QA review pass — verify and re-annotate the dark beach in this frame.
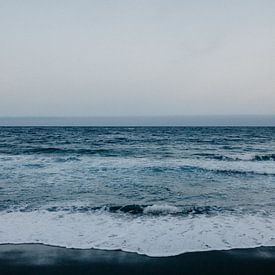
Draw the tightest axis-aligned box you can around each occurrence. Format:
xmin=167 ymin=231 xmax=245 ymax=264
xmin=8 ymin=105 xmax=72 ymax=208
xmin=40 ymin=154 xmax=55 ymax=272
xmin=1 ymin=244 xmax=275 ymax=275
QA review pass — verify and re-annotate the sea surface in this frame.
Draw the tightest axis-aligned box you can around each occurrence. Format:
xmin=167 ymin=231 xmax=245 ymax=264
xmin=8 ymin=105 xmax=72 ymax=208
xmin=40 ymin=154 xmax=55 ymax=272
xmin=0 ymin=127 xmax=275 ymax=256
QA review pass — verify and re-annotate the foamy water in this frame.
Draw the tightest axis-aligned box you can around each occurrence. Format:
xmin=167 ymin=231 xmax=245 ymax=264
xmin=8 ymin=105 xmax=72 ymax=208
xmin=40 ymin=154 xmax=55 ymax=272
xmin=1 ymin=127 xmax=275 ymax=256
xmin=1 ymin=208 xmax=275 ymax=256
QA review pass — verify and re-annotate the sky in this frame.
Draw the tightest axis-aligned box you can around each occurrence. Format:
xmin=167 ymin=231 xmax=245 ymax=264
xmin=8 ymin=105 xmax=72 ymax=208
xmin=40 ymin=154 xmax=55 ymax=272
xmin=0 ymin=0 xmax=274 ymax=117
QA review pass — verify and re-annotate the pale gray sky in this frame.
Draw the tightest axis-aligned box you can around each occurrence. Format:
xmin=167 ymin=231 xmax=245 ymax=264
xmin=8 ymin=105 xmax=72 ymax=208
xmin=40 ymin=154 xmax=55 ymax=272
xmin=0 ymin=0 xmax=274 ymax=117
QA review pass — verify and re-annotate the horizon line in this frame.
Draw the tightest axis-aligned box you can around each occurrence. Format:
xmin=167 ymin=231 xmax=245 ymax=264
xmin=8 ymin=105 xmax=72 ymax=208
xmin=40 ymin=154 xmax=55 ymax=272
xmin=0 ymin=115 xmax=274 ymax=127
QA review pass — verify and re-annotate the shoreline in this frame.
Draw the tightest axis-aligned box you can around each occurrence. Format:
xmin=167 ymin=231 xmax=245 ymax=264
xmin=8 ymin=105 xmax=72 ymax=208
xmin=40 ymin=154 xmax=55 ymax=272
xmin=1 ymin=244 xmax=275 ymax=274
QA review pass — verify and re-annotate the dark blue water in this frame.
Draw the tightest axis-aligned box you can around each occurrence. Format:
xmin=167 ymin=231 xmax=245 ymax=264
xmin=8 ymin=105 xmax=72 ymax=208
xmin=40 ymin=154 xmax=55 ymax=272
xmin=1 ymin=127 xmax=275 ymax=256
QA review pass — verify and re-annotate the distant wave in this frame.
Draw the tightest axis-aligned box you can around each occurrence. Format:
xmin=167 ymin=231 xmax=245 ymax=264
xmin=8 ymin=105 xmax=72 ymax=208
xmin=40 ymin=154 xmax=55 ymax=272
xmin=1 ymin=152 xmax=275 ymax=176
xmin=0 ymin=147 xmax=117 ymax=156
xmin=192 ymin=153 xmax=237 ymax=161
xmin=252 ymin=154 xmax=275 ymax=161
xmin=193 ymin=153 xmax=275 ymax=162
xmin=197 ymin=167 xmax=272 ymax=176
xmin=143 ymin=165 xmax=275 ymax=176
xmin=1 ymin=145 xmax=275 ymax=164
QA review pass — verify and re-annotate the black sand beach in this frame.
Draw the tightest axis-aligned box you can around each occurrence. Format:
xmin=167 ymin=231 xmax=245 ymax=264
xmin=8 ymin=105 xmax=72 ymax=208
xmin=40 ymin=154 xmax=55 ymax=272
xmin=1 ymin=244 xmax=275 ymax=275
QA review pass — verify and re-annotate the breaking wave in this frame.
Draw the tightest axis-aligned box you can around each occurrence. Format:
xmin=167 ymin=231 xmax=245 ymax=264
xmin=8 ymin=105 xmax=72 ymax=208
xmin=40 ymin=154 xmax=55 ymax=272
xmin=32 ymin=204 xmax=234 ymax=216
xmin=1 ymin=209 xmax=275 ymax=257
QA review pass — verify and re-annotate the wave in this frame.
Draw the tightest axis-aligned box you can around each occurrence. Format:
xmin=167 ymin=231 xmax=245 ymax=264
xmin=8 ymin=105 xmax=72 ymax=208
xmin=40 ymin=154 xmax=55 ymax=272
xmin=140 ymin=162 xmax=275 ymax=176
xmin=37 ymin=204 xmax=234 ymax=216
xmin=0 ymin=147 xmax=117 ymax=156
xmin=161 ymin=165 xmax=275 ymax=176
xmin=193 ymin=153 xmax=238 ymax=161
xmin=197 ymin=167 xmax=267 ymax=176
xmin=2 ymin=146 xmax=274 ymax=163
xmin=252 ymin=154 xmax=275 ymax=161
xmin=1 ymin=152 xmax=275 ymax=176
xmin=1 ymin=210 xmax=275 ymax=257
xmin=193 ymin=153 xmax=275 ymax=162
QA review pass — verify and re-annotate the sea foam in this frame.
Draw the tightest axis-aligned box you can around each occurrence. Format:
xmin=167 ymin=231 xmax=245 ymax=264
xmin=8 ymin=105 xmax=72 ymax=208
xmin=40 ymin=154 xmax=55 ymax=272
xmin=1 ymin=210 xmax=275 ymax=257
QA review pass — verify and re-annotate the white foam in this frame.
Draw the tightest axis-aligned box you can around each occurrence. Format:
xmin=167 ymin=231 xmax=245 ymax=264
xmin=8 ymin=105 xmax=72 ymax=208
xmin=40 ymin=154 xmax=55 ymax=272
xmin=1 ymin=211 xmax=275 ymax=257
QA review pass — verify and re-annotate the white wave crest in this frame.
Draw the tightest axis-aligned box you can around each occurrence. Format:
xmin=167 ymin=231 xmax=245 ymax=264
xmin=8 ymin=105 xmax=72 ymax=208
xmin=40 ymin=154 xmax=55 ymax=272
xmin=143 ymin=205 xmax=181 ymax=215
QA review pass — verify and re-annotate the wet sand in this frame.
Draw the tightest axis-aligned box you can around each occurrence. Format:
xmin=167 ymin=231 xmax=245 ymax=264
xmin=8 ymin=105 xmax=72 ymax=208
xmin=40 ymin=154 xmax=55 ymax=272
xmin=1 ymin=244 xmax=275 ymax=274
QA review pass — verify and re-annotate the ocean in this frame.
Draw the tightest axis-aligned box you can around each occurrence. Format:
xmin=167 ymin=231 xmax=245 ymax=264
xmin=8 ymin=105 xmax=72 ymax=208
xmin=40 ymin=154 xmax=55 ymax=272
xmin=0 ymin=126 xmax=275 ymax=257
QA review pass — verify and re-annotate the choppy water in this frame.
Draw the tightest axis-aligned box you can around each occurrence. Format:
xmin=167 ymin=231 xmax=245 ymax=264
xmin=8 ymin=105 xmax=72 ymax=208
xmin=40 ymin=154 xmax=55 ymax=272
xmin=1 ymin=127 xmax=275 ymax=256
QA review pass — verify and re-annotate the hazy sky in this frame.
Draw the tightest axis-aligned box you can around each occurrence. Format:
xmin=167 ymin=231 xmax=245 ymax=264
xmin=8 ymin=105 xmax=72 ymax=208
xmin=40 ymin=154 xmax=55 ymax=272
xmin=0 ymin=0 xmax=274 ymax=117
